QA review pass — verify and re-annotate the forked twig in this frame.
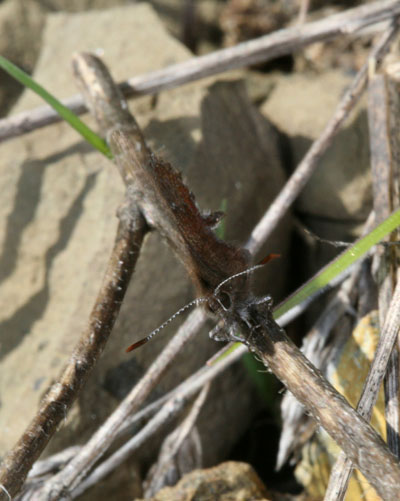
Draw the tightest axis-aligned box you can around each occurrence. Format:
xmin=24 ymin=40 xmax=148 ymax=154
xmin=0 ymin=0 xmax=400 ymax=143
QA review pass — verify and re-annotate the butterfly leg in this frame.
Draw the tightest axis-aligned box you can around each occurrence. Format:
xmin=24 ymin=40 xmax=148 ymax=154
xmin=209 ymin=321 xmax=246 ymax=343
xmin=252 ymin=295 xmax=273 ymax=308
xmin=209 ymin=322 xmax=231 ymax=342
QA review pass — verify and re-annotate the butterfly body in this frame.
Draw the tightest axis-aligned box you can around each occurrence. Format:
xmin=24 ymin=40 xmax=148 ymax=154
xmin=209 ymin=289 xmax=273 ymax=346
xmin=106 ymin=101 xmax=275 ymax=353
xmin=110 ymin=128 xmax=251 ymax=304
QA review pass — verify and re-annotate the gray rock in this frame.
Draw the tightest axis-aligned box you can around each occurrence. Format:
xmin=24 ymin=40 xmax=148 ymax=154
xmin=261 ymin=70 xmax=371 ymax=241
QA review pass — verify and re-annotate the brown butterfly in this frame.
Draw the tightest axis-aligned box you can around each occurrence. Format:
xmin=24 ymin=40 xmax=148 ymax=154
xmin=106 ymin=81 xmax=277 ymax=352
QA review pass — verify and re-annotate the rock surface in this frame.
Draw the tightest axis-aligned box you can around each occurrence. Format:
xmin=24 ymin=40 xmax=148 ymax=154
xmin=0 ymin=3 xmax=290 ymax=495
xmin=261 ymin=70 xmax=371 ymax=240
xmin=261 ymin=69 xmax=372 ymax=284
xmin=138 ymin=461 xmax=272 ymax=501
xmin=0 ymin=0 xmax=45 ymax=116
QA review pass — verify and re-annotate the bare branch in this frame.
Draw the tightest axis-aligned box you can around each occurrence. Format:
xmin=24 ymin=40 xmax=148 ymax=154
xmin=1 ymin=0 xmax=400 ymax=143
xmin=0 ymin=207 xmax=147 ymax=500
xmin=297 ymin=0 xmax=311 ymax=25
xmin=143 ymin=382 xmax=209 ymax=497
xmin=28 ymin=447 xmax=81 ymax=479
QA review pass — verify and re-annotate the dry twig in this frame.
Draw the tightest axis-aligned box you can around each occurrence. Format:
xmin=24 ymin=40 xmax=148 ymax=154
xmin=0 ymin=0 xmax=399 ymax=143
xmin=143 ymin=382 xmax=209 ymax=497
xmin=324 ymin=269 xmax=400 ymax=501
xmin=297 ymin=0 xmax=311 ymax=25
xmin=0 ymin=204 xmax=147 ymax=500
xmin=369 ymin=65 xmax=400 ymax=459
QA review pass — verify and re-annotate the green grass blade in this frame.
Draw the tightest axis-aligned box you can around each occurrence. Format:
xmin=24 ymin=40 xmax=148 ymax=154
xmin=0 ymin=55 xmax=112 ymax=158
xmin=274 ymin=208 xmax=400 ymax=318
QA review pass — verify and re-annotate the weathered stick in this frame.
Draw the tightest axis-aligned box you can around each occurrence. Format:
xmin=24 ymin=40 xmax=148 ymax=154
xmin=0 ymin=205 xmax=147 ymax=500
xmin=369 ymin=65 xmax=400 ymax=458
xmin=1 ymin=0 xmax=400 ymax=143
xmin=143 ymin=382 xmax=210 ymax=497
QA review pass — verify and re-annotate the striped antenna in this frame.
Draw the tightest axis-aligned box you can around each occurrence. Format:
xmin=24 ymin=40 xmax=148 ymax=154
xmin=126 ymin=297 xmax=208 ymax=352
xmin=126 ymin=254 xmax=279 ymax=352
xmin=214 ymin=253 xmax=280 ymax=296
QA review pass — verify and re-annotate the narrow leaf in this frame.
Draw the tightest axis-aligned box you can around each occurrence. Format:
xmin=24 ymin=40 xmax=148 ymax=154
xmin=0 ymin=55 xmax=112 ymax=158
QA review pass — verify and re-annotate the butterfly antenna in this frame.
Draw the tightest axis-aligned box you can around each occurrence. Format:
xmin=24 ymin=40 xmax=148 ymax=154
xmin=126 ymin=297 xmax=208 ymax=352
xmin=214 ymin=253 xmax=280 ymax=295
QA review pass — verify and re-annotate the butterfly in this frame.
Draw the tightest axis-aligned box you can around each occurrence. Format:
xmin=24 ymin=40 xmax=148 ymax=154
xmin=107 ymin=103 xmax=277 ymax=353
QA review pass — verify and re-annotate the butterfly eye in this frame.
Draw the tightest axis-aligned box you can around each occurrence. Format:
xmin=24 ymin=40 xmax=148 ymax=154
xmin=217 ymin=291 xmax=232 ymax=311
